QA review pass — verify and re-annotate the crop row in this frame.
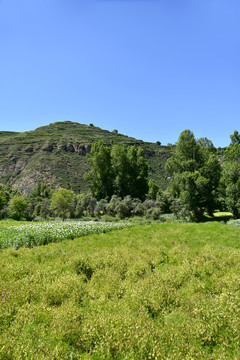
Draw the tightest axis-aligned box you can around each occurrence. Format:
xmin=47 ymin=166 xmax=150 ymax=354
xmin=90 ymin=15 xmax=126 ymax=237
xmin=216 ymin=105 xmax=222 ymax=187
xmin=0 ymin=221 xmax=132 ymax=249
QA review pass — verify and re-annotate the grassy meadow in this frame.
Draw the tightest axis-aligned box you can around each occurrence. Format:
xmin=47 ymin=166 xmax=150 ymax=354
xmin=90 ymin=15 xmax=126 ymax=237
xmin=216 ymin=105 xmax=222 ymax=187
xmin=0 ymin=222 xmax=240 ymax=359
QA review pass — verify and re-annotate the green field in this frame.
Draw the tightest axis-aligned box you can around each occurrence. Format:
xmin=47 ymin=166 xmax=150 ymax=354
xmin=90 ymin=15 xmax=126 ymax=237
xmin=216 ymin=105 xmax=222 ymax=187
xmin=0 ymin=220 xmax=133 ymax=249
xmin=0 ymin=222 xmax=240 ymax=359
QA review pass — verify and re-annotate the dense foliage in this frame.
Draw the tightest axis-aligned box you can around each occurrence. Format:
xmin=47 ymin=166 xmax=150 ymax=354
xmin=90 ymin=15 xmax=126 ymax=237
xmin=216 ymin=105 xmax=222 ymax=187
xmin=165 ymin=130 xmax=221 ymax=221
xmin=86 ymin=141 xmax=148 ymax=200
xmin=220 ymin=130 xmax=240 ymax=218
xmin=0 ymin=223 xmax=240 ymax=359
xmin=0 ymin=129 xmax=240 ymax=221
xmin=0 ymin=121 xmax=168 ymax=193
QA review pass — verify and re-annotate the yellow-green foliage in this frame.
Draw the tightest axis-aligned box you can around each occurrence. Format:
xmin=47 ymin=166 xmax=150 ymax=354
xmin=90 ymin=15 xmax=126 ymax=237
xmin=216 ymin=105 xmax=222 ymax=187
xmin=0 ymin=223 xmax=240 ymax=359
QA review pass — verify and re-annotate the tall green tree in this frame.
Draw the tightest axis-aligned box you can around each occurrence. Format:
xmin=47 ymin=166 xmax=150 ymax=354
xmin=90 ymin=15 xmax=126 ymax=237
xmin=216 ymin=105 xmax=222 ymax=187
xmin=86 ymin=142 xmax=148 ymax=200
xmin=147 ymin=179 xmax=160 ymax=200
xmin=165 ymin=130 xmax=221 ymax=221
xmin=28 ymin=182 xmax=52 ymax=218
xmin=221 ymin=130 xmax=240 ymax=218
xmin=85 ymin=141 xmax=114 ymax=200
xmin=0 ymin=186 xmax=7 ymax=212
xmin=230 ymin=130 xmax=240 ymax=145
xmin=111 ymin=144 xmax=148 ymax=200
xmin=165 ymin=130 xmax=200 ymax=175
xmin=7 ymin=194 xmax=29 ymax=220
xmin=50 ymin=188 xmax=74 ymax=220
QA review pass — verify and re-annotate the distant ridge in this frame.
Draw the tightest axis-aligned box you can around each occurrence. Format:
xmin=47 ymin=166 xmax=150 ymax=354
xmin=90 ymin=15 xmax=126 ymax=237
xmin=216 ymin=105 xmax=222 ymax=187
xmin=0 ymin=131 xmax=19 ymax=139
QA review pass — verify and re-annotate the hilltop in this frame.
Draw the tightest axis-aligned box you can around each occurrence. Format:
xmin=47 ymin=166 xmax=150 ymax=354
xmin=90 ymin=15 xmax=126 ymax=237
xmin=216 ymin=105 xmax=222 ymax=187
xmin=0 ymin=121 xmax=171 ymax=193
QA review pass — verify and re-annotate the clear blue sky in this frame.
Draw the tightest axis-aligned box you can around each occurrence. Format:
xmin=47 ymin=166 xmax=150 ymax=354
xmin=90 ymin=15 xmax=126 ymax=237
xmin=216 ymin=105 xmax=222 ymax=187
xmin=0 ymin=0 xmax=239 ymax=147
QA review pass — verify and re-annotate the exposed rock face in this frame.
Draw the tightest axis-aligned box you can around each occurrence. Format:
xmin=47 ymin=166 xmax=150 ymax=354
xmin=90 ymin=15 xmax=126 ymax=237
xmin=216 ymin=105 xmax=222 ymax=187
xmin=58 ymin=144 xmax=67 ymax=151
xmin=78 ymin=145 xmax=86 ymax=155
xmin=0 ymin=166 xmax=7 ymax=176
xmin=144 ymin=149 xmax=155 ymax=157
xmin=42 ymin=144 xmax=53 ymax=152
xmin=0 ymin=122 xmax=171 ymax=193
xmin=57 ymin=143 xmax=91 ymax=155
xmin=25 ymin=146 xmax=34 ymax=153
xmin=66 ymin=144 xmax=75 ymax=152
xmin=15 ymin=160 xmax=27 ymax=171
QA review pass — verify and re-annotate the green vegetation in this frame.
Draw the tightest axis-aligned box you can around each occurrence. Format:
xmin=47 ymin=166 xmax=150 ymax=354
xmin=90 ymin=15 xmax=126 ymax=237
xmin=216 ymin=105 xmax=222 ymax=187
xmin=86 ymin=141 xmax=148 ymax=200
xmin=0 ymin=222 xmax=240 ymax=359
xmin=1 ymin=123 xmax=240 ymax=358
xmin=1 ymin=122 xmax=240 ymax=223
xmin=165 ymin=130 xmax=221 ymax=221
xmin=0 ymin=121 xmax=169 ymax=193
xmin=0 ymin=220 xmax=133 ymax=249
xmin=220 ymin=130 xmax=240 ymax=218
xmin=227 ymin=219 xmax=240 ymax=228
xmin=50 ymin=188 xmax=74 ymax=220
xmin=0 ymin=131 xmax=19 ymax=139
xmin=7 ymin=194 xmax=29 ymax=220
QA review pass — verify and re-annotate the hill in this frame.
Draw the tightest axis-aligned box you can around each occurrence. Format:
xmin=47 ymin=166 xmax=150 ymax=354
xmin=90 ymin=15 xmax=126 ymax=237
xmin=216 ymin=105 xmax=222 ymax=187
xmin=0 ymin=131 xmax=19 ymax=139
xmin=0 ymin=121 xmax=171 ymax=193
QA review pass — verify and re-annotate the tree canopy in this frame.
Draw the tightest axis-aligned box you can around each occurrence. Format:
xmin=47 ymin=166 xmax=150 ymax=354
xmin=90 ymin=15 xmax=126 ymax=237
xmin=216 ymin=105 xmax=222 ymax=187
xmin=165 ymin=130 xmax=221 ymax=221
xmin=85 ymin=141 xmax=114 ymax=200
xmin=220 ymin=130 xmax=240 ymax=218
xmin=86 ymin=141 xmax=148 ymax=200
xmin=50 ymin=188 xmax=74 ymax=220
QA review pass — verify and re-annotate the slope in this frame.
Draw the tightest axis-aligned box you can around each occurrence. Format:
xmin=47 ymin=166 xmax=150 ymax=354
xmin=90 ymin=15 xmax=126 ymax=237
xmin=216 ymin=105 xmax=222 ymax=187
xmin=0 ymin=121 xmax=171 ymax=193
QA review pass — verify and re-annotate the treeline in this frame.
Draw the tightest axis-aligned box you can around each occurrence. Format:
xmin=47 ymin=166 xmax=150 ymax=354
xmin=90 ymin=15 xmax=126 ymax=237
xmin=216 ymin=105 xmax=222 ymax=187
xmin=0 ymin=184 xmax=170 ymax=221
xmin=0 ymin=130 xmax=240 ymax=221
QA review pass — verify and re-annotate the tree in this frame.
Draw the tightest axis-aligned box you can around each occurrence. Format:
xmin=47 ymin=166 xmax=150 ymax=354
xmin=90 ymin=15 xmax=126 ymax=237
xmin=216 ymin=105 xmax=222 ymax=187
xmin=0 ymin=186 xmax=7 ymax=211
xmin=224 ymin=130 xmax=240 ymax=162
xmin=222 ymin=162 xmax=240 ymax=218
xmin=147 ymin=179 xmax=160 ymax=200
xmin=178 ymin=171 xmax=209 ymax=221
xmin=230 ymin=130 xmax=240 ymax=144
xmin=165 ymin=130 xmax=221 ymax=221
xmin=85 ymin=141 xmax=114 ymax=200
xmin=86 ymin=142 xmax=149 ymax=200
xmin=0 ymin=186 xmax=8 ymax=218
xmin=7 ymin=194 xmax=29 ymax=220
xmin=50 ymin=188 xmax=74 ymax=220
xmin=165 ymin=130 xmax=200 ymax=175
xmin=28 ymin=182 xmax=52 ymax=218
xmin=221 ymin=130 xmax=240 ymax=218
xmin=111 ymin=144 xmax=148 ymax=200
xmin=199 ymin=154 xmax=221 ymax=216
xmin=75 ymin=193 xmax=97 ymax=217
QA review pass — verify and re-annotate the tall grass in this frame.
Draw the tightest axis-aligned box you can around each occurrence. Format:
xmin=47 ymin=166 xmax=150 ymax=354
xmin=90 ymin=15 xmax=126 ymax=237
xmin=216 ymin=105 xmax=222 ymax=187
xmin=0 ymin=222 xmax=240 ymax=359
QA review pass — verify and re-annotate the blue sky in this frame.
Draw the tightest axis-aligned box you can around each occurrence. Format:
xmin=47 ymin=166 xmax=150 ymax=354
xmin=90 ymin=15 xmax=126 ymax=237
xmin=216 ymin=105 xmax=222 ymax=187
xmin=0 ymin=0 xmax=239 ymax=147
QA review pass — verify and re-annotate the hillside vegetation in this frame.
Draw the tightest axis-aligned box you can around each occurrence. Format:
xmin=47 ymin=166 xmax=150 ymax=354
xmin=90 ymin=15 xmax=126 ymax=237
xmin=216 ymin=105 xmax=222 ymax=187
xmin=0 ymin=222 xmax=240 ymax=359
xmin=0 ymin=121 xmax=170 ymax=193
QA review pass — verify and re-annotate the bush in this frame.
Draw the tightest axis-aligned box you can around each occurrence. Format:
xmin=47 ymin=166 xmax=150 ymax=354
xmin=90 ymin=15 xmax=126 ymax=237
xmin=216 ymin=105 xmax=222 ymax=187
xmin=75 ymin=193 xmax=97 ymax=217
xmin=146 ymin=207 xmax=162 ymax=220
xmin=94 ymin=199 xmax=108 ymax=216
xmin=7 ymin=195 xmax=29 ymax=220
xmin=106 ymin=195 xmax=122 ymax=216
